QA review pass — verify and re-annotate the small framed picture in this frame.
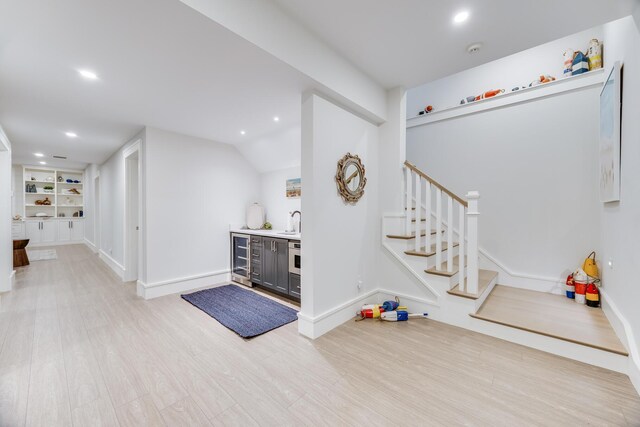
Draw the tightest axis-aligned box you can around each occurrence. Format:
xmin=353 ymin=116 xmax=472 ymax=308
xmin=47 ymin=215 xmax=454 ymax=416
xmin=286 ymin=178 xmax=301 ymax=198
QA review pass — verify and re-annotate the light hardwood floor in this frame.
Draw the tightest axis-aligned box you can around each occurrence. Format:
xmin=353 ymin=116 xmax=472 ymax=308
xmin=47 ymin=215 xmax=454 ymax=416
xmin=472 ymin=285 xmax=628 ymax=355
xmin=1 ymin=244 xmax=639 ymax=426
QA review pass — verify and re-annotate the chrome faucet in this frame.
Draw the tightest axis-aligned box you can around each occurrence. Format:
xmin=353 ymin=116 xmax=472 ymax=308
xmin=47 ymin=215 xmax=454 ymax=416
xmin=291 ymin=211 xmax=301 ymax=233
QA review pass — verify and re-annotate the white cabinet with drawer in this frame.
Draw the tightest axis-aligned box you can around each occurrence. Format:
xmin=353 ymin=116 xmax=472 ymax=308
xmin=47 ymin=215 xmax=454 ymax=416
xmin=11 ymin=221 xmax=25 ymax=240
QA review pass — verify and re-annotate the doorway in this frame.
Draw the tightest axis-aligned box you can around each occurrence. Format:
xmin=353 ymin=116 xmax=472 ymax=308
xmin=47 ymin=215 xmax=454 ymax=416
xmin=123 ymin=141 xmax=141 ymax=282
xmin=94 ymin=175 xmax=100 ymax=251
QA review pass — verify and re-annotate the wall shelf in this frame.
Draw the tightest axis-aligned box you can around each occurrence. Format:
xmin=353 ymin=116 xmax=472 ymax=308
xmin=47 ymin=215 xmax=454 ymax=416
xmin=23 ymin=166 xmax=85 ymax=219
xmin=407 ymin=68 xmax=605 ymax=129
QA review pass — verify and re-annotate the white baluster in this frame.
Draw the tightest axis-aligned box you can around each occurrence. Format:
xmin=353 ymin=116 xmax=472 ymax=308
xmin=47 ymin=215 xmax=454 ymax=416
xmin=447 ymin=195 xmax=453 ymax=273
xmin=435 ymin=188 xmax=442 ymax=270
xmin=466 ymin=191 xmax=480 ymax=294
xmin=458 ymin=202 xmax=466 ymax=291
xmin=405 ymin=168 xmax=412 ymax=235
xmin=414 ymin=174 xmax=422 ymax=251
xmin=425 ymin=183 xmax=432 ymax=259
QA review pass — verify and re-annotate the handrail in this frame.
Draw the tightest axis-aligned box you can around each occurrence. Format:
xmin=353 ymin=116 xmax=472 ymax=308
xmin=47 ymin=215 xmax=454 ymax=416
xmin=403 ymin=161 xmax=468 ymax=207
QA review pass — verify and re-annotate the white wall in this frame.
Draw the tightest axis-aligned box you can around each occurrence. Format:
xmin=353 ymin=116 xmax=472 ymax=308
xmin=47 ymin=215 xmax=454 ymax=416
xmin=96 ymin=129 xmax=146 ymax=271
xmin=11 ymin=165 xmax=22 ymax=217
xmin=259 ymin=166 xmax=301 ymax=231
xmin=600 ymin=14 xmax=640 ymax=370
xmin=407 ymin=85 xmax=602 ymax=286
xmin=143 ymin=127 xmax=260 ymax=287
xmin=299 ymin=93 xmax=379 ymax=338
xmin=82 ymin=163 xmax=100 ymax=248
xmin=407 ymin=25 xmax=604 ymax=117
xmin=0 ymin=127 xmax=13 ymax=291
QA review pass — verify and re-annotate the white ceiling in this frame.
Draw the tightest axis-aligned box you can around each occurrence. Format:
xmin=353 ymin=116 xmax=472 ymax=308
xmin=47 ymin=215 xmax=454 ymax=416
xmin=2 ymin=0 xmax=636 ymax=170
xmin=273 ymin=0 xmax=637 ymax=89
xmin=0 ymin=0 xmax=314 ymax=169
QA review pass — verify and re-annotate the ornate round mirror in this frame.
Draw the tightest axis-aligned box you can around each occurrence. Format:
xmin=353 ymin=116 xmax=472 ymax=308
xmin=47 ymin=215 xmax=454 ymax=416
xmin=335 ymin=153 xmax=366 ymax=203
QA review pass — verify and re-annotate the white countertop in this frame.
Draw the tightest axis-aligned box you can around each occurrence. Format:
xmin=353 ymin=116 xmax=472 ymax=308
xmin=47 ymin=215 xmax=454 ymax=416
xmin=229 ymin=228 xmax=301 ymax=241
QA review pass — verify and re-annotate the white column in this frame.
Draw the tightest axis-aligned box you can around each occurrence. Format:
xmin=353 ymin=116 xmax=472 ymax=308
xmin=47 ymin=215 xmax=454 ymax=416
xmin=414 ymin=174 xmax=422 ymax=251
xmin=466 ymin=191 xmax=480 ymax=294
xmin=458 ymin=202 xmax=466 ymax=291
xmin=447 ymin=195 xmax=453 ymax=272
xmin=405 ymin=168 xmax=412 ymax=235
xmin=435 ymin=188 xmax=442 ymax=269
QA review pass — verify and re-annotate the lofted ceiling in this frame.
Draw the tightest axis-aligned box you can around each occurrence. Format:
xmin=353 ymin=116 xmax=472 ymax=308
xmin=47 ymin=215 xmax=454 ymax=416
xmin=0 ymin=0 xmax=314 ymax=169
xmin=273 ymin=0 xmax=637 ymax=89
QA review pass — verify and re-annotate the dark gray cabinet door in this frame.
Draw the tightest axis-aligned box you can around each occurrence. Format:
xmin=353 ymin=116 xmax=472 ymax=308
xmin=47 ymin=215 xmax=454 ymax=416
xmin=274 ymin=239 xmax=289 ymax=294
xmin=262 ymin=237 xmax=288 ymax=293
xmin=262 ymin=238 xmax=277 ymax=290
xmin=289 ymin=273 xmax=301 ymax=298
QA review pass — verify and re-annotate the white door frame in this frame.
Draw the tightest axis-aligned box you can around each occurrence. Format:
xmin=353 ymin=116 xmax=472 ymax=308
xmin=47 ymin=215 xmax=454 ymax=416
xmin=123 ymin=140 xmax=142 ymax=283
xmin=93 ymin=173 xmax=101 ymax=252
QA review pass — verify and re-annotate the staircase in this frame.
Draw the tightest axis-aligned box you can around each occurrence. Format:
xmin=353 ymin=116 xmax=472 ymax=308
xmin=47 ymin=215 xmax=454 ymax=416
xmin=381 ymin=161 xmax=629 ymax=373
xmin=386 ymin=161 xmax=498 ymax=303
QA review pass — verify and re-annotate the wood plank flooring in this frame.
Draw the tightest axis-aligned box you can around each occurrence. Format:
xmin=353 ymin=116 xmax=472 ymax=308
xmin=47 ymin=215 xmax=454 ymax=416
xmin=472 ymin=285 xmax=628 ymax=355
xmin=1 ymin=244 xmax=639 ymax=426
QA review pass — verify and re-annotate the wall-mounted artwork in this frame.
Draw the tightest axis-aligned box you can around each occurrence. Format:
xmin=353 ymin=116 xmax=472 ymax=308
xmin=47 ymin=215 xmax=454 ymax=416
xmin=599 ymin=61 xmax=622 ymax=203
xmin=286 ymin=178 xmax=301 ymax=198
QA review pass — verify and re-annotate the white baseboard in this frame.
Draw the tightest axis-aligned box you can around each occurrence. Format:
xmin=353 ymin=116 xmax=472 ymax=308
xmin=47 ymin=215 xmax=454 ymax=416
xmin=297 ymin=289 xmax=378 ymax=339
xmin=27 ymin=240 xmax=87 ymax=248
xmin=136 ymin=269 xmax=230 ymax=300
xmin=2 ymin=270 xmax=15 ymax=292
xmin=601 ymin=288 xmax=640 ymax=395
xmin=99 ymin=250 xmax=125 ymax=280
xmin=84 ymin=238 xmax=98 ymax=253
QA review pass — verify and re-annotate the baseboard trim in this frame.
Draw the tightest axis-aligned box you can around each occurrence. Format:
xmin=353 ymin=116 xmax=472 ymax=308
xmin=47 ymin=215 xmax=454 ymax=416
xmin=377 ymin=288 xmax=439 ymax=308
xmin=601 ymin=288 xmax=640 ymax=395
xmin=2 ymin=270 xmax=16 ymax=292
xmin=27 ymin=240 xmax=88 ymax=248
xmin=136 ymin=269 xmax=230 ymax=300
xmin=84 ymin=239 xmax=98 ymax=253
xmin=297 ymin=289 xmax=378 ymax=339
xmin=99 ymin=250 xmax=125 ymax=280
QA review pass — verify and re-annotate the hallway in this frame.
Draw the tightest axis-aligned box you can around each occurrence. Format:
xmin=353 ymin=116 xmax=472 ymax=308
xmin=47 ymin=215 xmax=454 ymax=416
xmin=1 ymin=245 xmax=639 ymax=426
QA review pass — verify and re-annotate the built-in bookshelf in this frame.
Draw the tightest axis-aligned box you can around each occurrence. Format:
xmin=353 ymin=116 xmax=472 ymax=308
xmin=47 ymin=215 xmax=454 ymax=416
xmin=23 ymin=166 xmax=84 ymax=219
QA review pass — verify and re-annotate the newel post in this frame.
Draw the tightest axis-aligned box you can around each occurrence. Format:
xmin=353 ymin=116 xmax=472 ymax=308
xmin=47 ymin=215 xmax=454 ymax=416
xmin=466 ymin=191 xmax=480 ymax=294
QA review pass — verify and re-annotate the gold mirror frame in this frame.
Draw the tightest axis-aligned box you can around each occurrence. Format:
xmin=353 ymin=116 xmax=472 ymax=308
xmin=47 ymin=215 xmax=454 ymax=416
xmin=335 ymin=153 xmax=367 ymax=204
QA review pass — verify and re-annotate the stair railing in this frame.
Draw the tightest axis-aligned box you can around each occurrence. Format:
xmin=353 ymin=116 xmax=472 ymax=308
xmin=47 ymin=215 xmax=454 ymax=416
xmin=403 ymin=161 xmax=480 ymax=293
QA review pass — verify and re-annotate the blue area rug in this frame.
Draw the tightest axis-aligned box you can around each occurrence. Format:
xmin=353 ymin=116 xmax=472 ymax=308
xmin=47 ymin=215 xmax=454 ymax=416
xmin=181 ymin=284 xmax=298 ymax=338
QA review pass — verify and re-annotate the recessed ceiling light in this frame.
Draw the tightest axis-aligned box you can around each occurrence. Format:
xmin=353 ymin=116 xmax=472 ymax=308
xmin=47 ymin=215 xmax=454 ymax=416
xmin=273 ymin=116 xmax=280 ymax=122
xmin=77 ymin=69 xmax=98 ymax=80
xmin=453 ymin=10 xmax=469 ymax=24
xmin=65 ymin=131 xmax=78 ymax=138
xmin=39 ymin=161 xmax=47 ymax=165
xmin=240 ymin=130 xmax=246 ymax=135
xmin=34 ymin=152 xmax=44 ymax=157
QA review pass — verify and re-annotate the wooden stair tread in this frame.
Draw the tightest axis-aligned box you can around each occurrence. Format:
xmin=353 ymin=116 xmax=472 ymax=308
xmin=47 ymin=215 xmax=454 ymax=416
xmin=470 ymin=285 xmax=628 ymax=356
xmin=386 ymin=229 xmax=439 ymax=240
xmin=404 ymin=241 xmax=458 ymax=257
xmin=446 ymin=269 xmax=497 ymax=299
xmin=425 ymin=255 xmax=467 ymax=277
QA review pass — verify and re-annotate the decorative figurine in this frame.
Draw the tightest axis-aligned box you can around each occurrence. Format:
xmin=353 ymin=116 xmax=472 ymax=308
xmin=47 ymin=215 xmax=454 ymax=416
xmin=572 ymin=51 xmax=589 ymax=75
xmin=563 ymin=48 xmax=575 ymax=77
xmin=475 ymin=89 xmax=505 ymax=101
xmin=587 ymin=39 xmax=602 ymax=70
xmin=529 ymin=75 xmax=556 ymax=87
